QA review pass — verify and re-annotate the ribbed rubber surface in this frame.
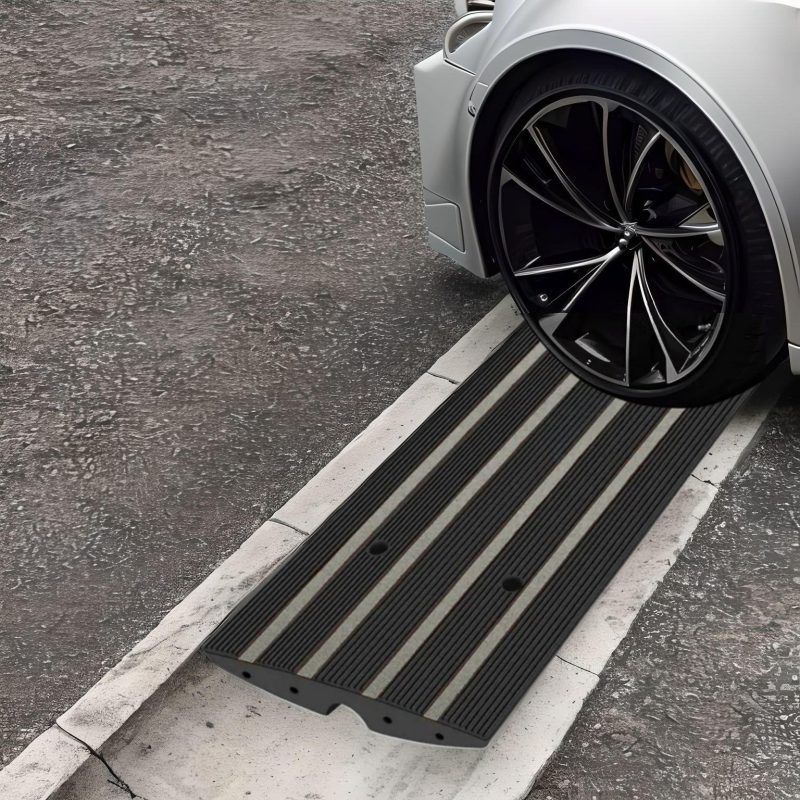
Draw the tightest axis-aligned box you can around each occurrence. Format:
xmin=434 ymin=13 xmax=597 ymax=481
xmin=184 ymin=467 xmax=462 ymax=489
xmin=204 ymin=324 xmax=742 ymax=747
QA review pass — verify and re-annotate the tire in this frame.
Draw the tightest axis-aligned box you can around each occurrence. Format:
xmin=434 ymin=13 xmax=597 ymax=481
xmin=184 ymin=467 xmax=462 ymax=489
xmin=484 ymin=55 xmax=786 ymax=406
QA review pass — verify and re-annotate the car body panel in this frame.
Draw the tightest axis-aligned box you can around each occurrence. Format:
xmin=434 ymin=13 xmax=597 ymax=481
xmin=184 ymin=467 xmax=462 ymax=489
xmin=415 ymin=0 xmax=800 ymax=361
xmin=415 ymin=53 xmax=485 ymax=272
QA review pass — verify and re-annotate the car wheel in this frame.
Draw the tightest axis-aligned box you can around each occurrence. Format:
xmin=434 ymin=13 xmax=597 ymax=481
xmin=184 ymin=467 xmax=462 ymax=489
xmin=485 ymin=56 xmax=786 ymax=406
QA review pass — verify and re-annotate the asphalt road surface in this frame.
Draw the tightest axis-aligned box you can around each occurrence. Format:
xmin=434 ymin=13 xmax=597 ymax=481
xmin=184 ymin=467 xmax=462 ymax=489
xmin=0 ymin=0 xmax=505 ymax=764
xmin=4 ymin=3 xmax=799 ymax=796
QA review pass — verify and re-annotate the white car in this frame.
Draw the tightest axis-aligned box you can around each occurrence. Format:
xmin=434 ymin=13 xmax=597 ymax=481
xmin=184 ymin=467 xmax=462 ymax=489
xmin=415 ymin=0 xmax=800 ymax=405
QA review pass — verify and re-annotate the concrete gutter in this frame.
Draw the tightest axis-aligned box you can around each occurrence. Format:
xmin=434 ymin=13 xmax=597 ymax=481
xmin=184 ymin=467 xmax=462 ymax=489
xmin=0 ymin=297 xmax=521 ymax=800
xmin=1 ymin=295 xmax=787 ymax=799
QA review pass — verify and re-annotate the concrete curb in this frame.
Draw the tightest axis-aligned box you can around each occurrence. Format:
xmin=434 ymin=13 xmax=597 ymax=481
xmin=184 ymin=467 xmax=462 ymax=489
xmin=49 ymin=372 xmax=788 ymax=800
xmin=2 ymin=292 xmax=786 ymax=799
xmin=1 ymin=296 xmax=521 ymax=800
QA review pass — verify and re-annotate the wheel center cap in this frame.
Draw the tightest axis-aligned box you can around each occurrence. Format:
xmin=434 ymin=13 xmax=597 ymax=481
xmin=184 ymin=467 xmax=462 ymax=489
xmin=618 ymin=224 xmax=638 ymax=252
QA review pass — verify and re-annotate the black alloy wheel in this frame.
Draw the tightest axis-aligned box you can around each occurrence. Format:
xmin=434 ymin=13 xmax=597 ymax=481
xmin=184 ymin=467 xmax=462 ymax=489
xmin=486 ymin=59 xmax=786 ymax=406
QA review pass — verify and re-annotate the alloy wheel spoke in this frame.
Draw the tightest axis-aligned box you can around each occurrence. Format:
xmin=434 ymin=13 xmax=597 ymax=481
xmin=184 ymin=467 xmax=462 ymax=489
xmin=514 ymin=253 xmax=608 ymax=278
xmin=644 ymin=200 xmax=716 ymax=232
xmin=636 ymin=221 xmax=721 ymax=239
xmin=501 ymin=168 xmax=613 ymax=232
xmin=635 ymin=250 xmax=691 ymax=382
xmin=641 ymin=237 xmax=726 ymax=303
xmin=624 ymin=131 xmax=662 ymax=211
xmin=600 ymin=102 xmax=628 ymax=221
xmin=563 ymin=246 xmax=624 ymax=311
xmin=678 ymin=201 xmax=711 ymax=225
xmin=625 ymin=263 xmax=638 ymax=386
xmin=535 ymin=246 xmax=624 ymax=322
xmin=527 ymin=126 xmax=618 ymax=231
xmin=540 ymin=312 xmax=567 ymax=337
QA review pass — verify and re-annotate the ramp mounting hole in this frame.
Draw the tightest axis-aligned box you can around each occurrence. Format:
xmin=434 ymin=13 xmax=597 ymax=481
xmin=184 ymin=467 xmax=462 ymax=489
xmin=502 ymin=577 xmax=524 ymax=592
xmin=383 ymin=716 xmax=393 ymax=724
xmin=290 ymin=686 xmax=299 ymax=694
xmin=369 ymin=541 xmax=389 ymax=556
xmin=435 ymin=733 xmax=444 ymax=741
xmin=242 ymin=671 xmax=252 ymax=679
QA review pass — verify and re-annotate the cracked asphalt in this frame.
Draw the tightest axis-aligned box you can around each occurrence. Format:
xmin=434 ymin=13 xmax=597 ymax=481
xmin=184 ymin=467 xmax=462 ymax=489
xmin=0 ymin=0 xmax=504 ymax=764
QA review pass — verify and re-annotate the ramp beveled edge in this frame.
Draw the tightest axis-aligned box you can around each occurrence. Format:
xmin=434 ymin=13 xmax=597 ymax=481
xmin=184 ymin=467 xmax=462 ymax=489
xmin=205 ymin=652 xmax=487 ymax=748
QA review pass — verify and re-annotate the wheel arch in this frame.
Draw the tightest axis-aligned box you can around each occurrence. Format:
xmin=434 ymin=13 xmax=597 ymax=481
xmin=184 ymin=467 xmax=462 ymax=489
xmin=467 ymin=34 xmax=800 ymax=350
xmin=469 ymin=48 xmax=600 ymax=277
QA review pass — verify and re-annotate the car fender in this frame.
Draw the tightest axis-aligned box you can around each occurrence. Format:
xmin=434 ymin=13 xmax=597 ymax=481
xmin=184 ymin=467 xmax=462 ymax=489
xmin=458 ymin=0 xmax=800 ymax=352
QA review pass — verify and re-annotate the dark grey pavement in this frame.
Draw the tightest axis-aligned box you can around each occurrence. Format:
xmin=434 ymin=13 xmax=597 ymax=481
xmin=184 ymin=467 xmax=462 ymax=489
xmin=0 ymin=0 xmax=504 ymax=764
xmin=4 ymin=1 xmax=799 ymax=794
xmin=529 ymin=383 xmax=800 ymax=800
